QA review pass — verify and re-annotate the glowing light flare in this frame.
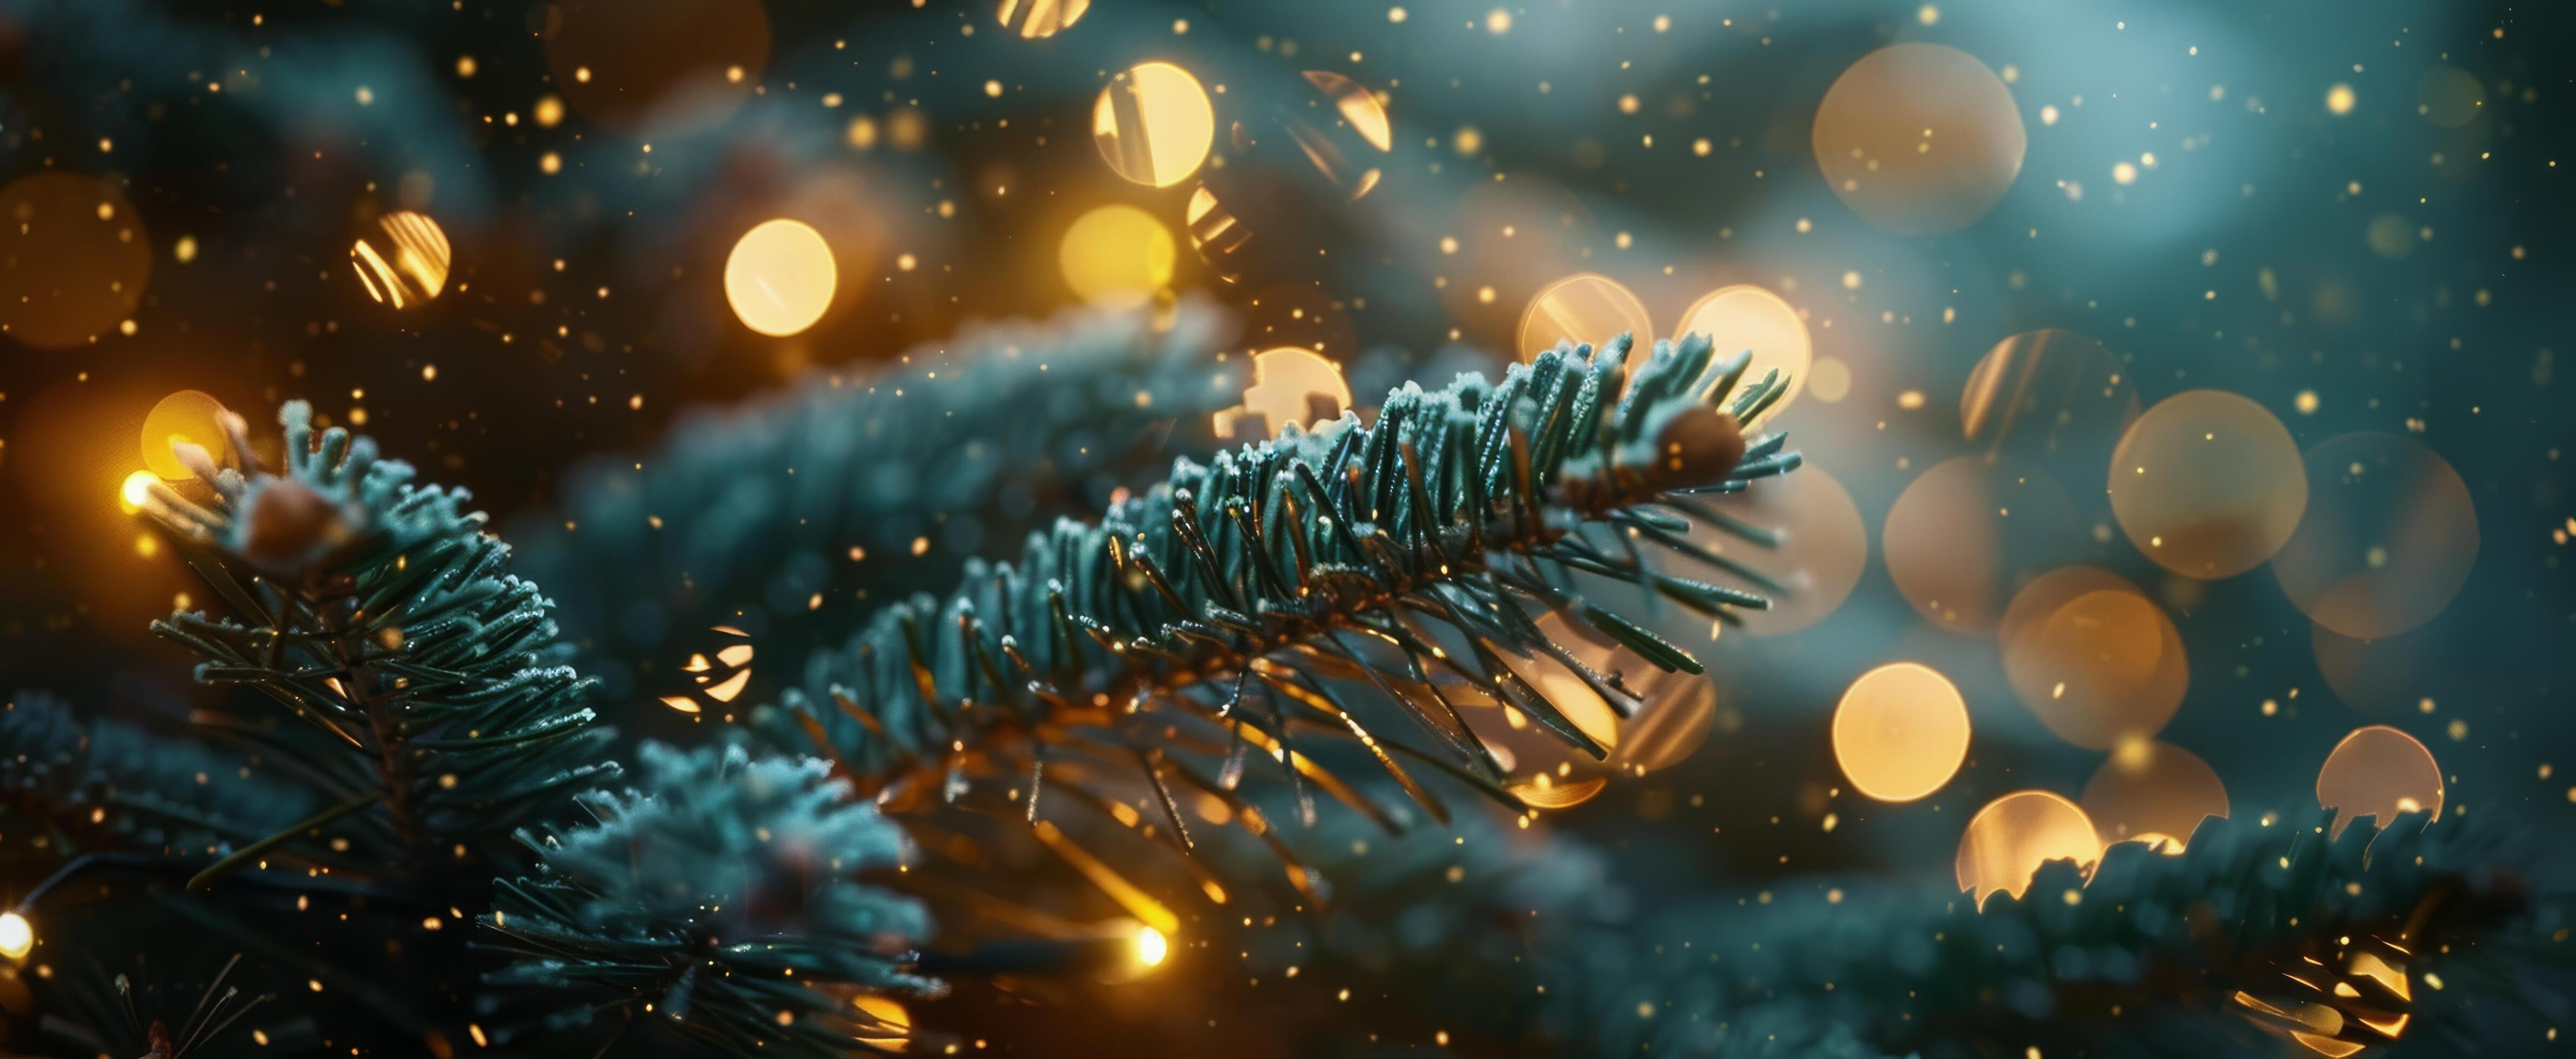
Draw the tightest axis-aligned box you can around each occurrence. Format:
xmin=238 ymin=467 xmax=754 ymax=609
xmin=998 ymin=0 xmax=1089 ymax=38
xmin=1517 ymin=272 xmax=1652 ymax=363
xmin=724 ymin=219 xmax=838 ymax=337
xmin=1832 ymin=662 xmax=1972 ymax=802
xmin=139 ymin=390 xmax=230 ymax=480
xmin=1058 ymin=204 xmax=1176 ymax=310
xmin=1999 ymin=575 xmax=2187 ymax=750
xmin=1955 ymin=790 xmax=2100 ymax=902
xmin=1674 ymin=285 xmax=1810 ymax=421
xmin=350 ymin=211 xmax=451 ymax=310
xmin=1215 ymin=347 xmax=1351 ymax=439
xmin=1884 ymin=455 xmax=2088 ymax=634
xmin=2107 ymin=390 xmax=2307 ymax=580
xmin=1960 ymin=330 xmax=2138 ymax=465
xmin=119 ymin=471 xmax=158 ymax=513
xmin=2273 ymin=433 xmax=2477 ymax=640
xmin=2316 ymin=725 xmax=2443 ymax=836
xmin=1812 ymin=43 xmax=2026 ymax=235
xmin=1680 ymin=464 xmax=1864 ymax=637
xmin=1605 ymin=669 xmax=1718 ymax=775
xmin=852 ymin=994 xmax=912 ymax=1050
xmin=0 ymin=911 xmax=28 ymax=960
xmin=1135 ymin=924 xmax=1169 ymax=968
xmin=1094 ymin=62 xmax=1216 ymax=187
xmin=2081 ymin=739 xmax=2227 ymax=849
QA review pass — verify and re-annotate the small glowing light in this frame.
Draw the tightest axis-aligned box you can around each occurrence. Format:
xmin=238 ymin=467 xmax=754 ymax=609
xmin=1519 ymin=272 xmax=1653 ymax=361
xmin=0 ymin=912 xmax=30 ymax=960
xmin=120 ymin=471 xmax=158 ymax=513
xmin=984 ymin=79 xmax=1004 ymax=98
xmin=350 ymin=211 xmax=452 ymax=310
xmin=1956 ymin=790 xmax=2100 ymax=902
xmin=2112 ymin=160 xmax=2138 ymax=185
xmin=539 ymin=151 xmax=563 ymax=175
xmin=1485 ymin=8 xmax=1512 ymax=33
xmin=534 ymin=96 xmax=565 ymax=128
xmin=998 ymin=0 xmax=1090 ymax=38
xmin=1674 ymin=284 xmax=1811 ymax=419
xmin=724 ymin=219 xmax=838 ymax=337
xmin=1216 ymin=347 xmax=1351 ymax=439
xmin=1058 ymin=204 xmax=1176 ymax=309
xmin=2317 ymin=725 xmax=2444 ymax=836
xmin=1832 ymin=662 xmax=1972 ymax=802
xmin=1136 ymin=925 xmax=1169 ymax=967
xmin=2326 ymin=83 xmax=2357 ymax=116
xmin=1387 ymin=6 xmax=1407 ymax=22
xmin=1093 ymin=62 xmax=1217 ymax=187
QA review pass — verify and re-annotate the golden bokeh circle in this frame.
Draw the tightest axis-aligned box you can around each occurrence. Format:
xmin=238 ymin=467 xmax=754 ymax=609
xmin=1955 ymin=790 xmax=2099 ymax=902
xmin=540 ymin=0 xmax=770 ymax=134
xmin=1607 ymin=669 xmax=1718 ymax=775
xmin=0 ymin=172 xmax=151 ymax=350
xmin=1281 ymin=71 xmax=1392 ymax=200
xmin=1469 ymin=614 xmax=1620 ymax=811
xmin=723 ymin=219 xmax=837 ymax=337
xmin=1093 ymin=62 xmax=1217 ymax=188
xmin=1674 ymin=284 xmax=1810 ymax=420
xmin=139 ymin=390 xmax=231 ymax=481
xmin=1214 ymin=347 xmax=1351 ymax=439
xmin=1517 ymin=272 xmax=1653 ymax=363
xmin=2080 ymin=739 xmax=2227 ymax=849
xmin=350 ymin=211 xmax=452 ymax=310
xmin=1059 ymin=205 xmax=1176 ymax=310
xmin=1884 ymin=455 xmax=2087 ymax=634
xmin=1184 ymin=186 xmax=1251 ymax=284
xmin=2316 ymin=725 xmax=2443 ymax=834
xmin=1684 ymin=464 xmax=1865 ymax=636
xmin=1960 ymin=330 xmax=2137 ymax=464
xmin=2272 ymin=433 xmax=2477 ymax=640
xmin=1998 ymin=569 xmax=2187 ymax=750
xmin=997 ymin=0 xmax=1088 ymax=38
xmin=2107 ymin=390 xmax=2307 ymax=579
xmin=1831 ymin=661 xmax=1972 ymax=803
xmin=2417 ymin=67 xmax=2486 ymax=129
xmin=1812 ymin=43 xmax=2026 ymax=236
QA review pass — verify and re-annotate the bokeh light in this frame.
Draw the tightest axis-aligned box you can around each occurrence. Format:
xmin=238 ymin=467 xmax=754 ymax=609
xmin=1960 ymin=330 xmax=2137 ymax=465
xmin=1184 ymin=186 xmax=1251 ymax=284
xmin=350 ymin=210 xmax=452 ymax=310
xmin=1094 ymin=62 xmax=1216 ymax=187
xmin=1607 ymin=669 xmax=1718 ymax=775
xmin=2417 ymin=66 xmax=2486 ymax=128
xmin=723 ymin=219 xmax=838 ymax=337
xmin=1673 ymin=285 xmax=1811 ymax=420
xmin=1214 ymin=347 xmax=1351 ymax=439
xmin=538 ymin=0 xmax=770 ymax=134
xmin=1059 ymin=205 xmax=1177 ymax=310
xmin=2312 ymin=621 xmax=2432 ymax=717
xmin=1280 ymin=71 xmax=1392 ymax=200
xmin=1998 ymin=568 xmax=2187 ymax=750
xmin=1955 ymin=790 xmax=2099 ymax=902
xmin=2107 ymin=390 xmax=2307 ymax=579
xmin=1831 ymin=661 xmax=1971 ymax=802
xmin=2315 ymin=725 xmax=2443 ymax=836
xmin=997 ymin=0 xmax=1088 ymax=38
xmin=0 ymin=172 xmax=151 ymax=350
xmin=2273 ymin=433 xmax=2478 ymax=640
xmin=139 ymin=390 xmax=230 ymax=481
xmin=1517 ymin=272 xmax=1652 ymax=363
xmin=853 ymin=994 xmax=912 ymax=1050
xmin=1683 ymin=464 xmax=1865 ymax=636
xmin=1884 ymin=455 xmax=2087 ymax=634
xmin=1812 ymin=43 xmax=2026 ymax=236
xmin=2080 ymin=739 xmax=2227 ymax=850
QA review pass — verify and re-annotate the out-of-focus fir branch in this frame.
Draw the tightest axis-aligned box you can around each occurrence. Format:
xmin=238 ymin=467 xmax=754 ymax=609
xmin=0 ymin=691 xmax=318 ymax=862
xmin=480 ymin=742 xmax=938 ymax=1057
xmin=775 ymin=332 xmax=1797 ymax=885
xmin=1544 ymin=808 xmax=2566 ymax=1057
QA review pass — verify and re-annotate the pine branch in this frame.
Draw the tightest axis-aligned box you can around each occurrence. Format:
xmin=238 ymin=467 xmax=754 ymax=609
xmin=508 ymin=302 xmax=1238 ymax=702
xmin=1540 ymin=808 xmax=2566 ymax=1057
xmin=136 ymin=401 xmax=618 ymax=882
xmin=775 ymin=331 xmax=1794 ymax=859
xmin=480 ymin=742 xmax=938 ymax=1057
xmin=0 ymin=691 xmax=319 ymax=860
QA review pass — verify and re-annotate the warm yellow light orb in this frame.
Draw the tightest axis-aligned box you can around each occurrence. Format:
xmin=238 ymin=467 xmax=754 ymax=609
xmin=139 ymin=390 xmax=229 ymax=480
xmin=1674 ymin=285 xmax=1811 ymax=420
xmin=0 ymin=911 xmax=31 ymax=960
xmin=2317 ymin=725 xmax=2443 ymax=836
xmin=724 ymin=219 xmax=837 ymax=337
xmin=1518 ymin=272 xmax=1653 ymax=362
xmin=1215 ymin=347 xmax=1351 ymax=439
xmin=1955 ymin=790 xmax=2099 ymax=902
xmin=1093 ymin=62 xmax=1216 ymax=187
xmin=1831 ymin=661 xmax=1971 ymax=802
xmin=350 ymin=211 xmax=451 ymax=310
xmin=1059 ymin=204 xmax=1176 ymax=309
xmin=1135 ymin=925 xmax=1169 ymax=968
xmin=119 ymin=470 xmax=158 ymax=513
